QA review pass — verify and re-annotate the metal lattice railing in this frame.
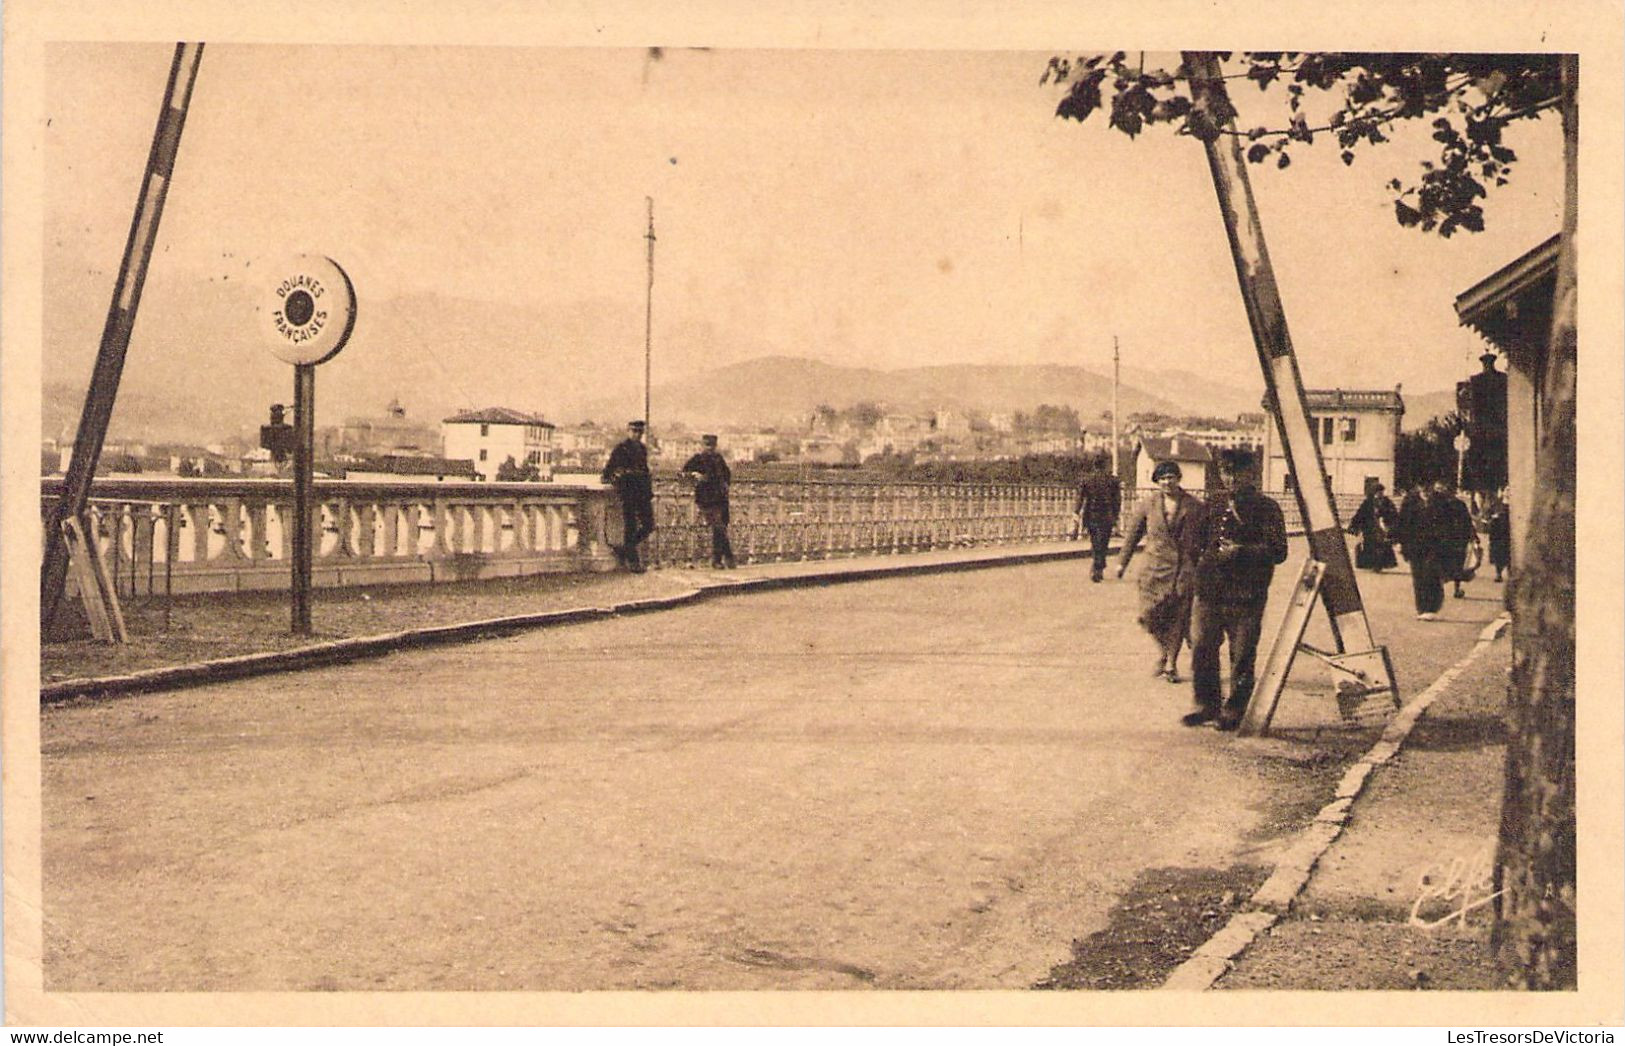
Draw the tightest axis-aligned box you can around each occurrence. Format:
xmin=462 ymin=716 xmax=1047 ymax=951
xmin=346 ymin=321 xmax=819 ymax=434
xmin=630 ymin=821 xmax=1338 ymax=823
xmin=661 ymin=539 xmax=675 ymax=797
xmin=643 ymin=477 xmax=1078 ymax=568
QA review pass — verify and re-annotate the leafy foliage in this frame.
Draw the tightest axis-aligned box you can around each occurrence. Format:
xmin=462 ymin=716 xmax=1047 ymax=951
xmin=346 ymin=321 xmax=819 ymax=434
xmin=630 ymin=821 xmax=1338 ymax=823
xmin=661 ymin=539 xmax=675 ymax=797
xmin=1014 ymin=403 xmax=1083 ymax=435
xmin=1394 ymin=410 xmax=1465 ymax=489
xmin=1042 ymin=52 xmax=1562 ymax=237
xmin=846 ymin=401 xmax=885 ymax=428
xmin=495 ymin=455 xmax=541 ymax=482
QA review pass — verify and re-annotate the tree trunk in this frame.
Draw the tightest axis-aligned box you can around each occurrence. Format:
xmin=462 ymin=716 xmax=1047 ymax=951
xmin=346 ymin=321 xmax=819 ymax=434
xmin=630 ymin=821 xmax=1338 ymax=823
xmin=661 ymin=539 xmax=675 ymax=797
xmin=1493 ymin=54 xmax=1577 ymax=989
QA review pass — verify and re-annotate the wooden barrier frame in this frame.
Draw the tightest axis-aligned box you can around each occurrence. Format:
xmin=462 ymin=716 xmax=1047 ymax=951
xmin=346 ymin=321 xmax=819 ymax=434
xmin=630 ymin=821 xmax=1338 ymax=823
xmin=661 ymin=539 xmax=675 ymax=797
xmin=61 ymin=515 xmax=128 ymax=643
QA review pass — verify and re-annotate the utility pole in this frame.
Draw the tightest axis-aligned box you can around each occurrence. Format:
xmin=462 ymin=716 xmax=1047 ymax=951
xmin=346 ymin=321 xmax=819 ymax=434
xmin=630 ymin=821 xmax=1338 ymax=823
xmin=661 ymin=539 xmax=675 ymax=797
xmin=1111 ymin=335 xmax=1121 ymax=477
xmin=41 ymin=42 xmax=204 ymax=633
xmin=644 ymin=196 xmax=655 ymax=437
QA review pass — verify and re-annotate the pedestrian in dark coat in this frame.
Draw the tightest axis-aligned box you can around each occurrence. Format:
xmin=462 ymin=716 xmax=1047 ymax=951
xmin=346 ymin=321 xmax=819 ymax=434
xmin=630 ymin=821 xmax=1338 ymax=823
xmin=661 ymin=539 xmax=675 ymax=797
xmin=1348 ymin=480 xmax=1399 ymax=571
xmin=1116 ymin=461 xmax=1206 ymax=683
xmin=682 ymin=434 xmax=736 ymax=569
xmin=1396 ymin=482 xmax=1446 ymax=618
xmin=1184 ymin=449 xmax=1288 ymax=731
xmin=1433 ymin=480 xmax=1480 ymax=598
xmin=1485 ymin=490 xmax=1511 ymax=582
xmin=1074 ymin=467 xmax=1122 ymax=582
xmin=601 ymin=420 xmax=655 ymax=572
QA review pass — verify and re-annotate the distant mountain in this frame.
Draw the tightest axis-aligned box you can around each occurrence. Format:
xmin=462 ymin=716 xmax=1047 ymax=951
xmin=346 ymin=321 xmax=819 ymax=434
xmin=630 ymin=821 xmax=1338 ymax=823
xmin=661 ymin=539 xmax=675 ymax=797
xmin=42 ymin=246 xmax=732 ymax=441
xmin=42 ymin=381 xmax=252 ymax=446
xmin=579 ymin=356 xmax=1188 ymax=429
xmin=1117 ymin=365 xmax=1265 ymax=419
xmin=41 ymin=244 xmax=1462 ymax=442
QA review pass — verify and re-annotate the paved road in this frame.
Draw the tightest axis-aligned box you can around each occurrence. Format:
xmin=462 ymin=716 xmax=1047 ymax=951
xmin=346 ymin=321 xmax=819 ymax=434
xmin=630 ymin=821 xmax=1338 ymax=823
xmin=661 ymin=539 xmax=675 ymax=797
xmin=40 ymin=549 xmax=1502 ymax=990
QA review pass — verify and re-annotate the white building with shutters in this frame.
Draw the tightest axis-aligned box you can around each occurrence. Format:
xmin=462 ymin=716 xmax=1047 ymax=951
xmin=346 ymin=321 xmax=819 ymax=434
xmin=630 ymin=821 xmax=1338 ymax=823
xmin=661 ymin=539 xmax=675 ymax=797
xmin=441 ymin=407 xmax=556 ymax=481
xmin=1261 ymin=388 xmax=1404 ymax=497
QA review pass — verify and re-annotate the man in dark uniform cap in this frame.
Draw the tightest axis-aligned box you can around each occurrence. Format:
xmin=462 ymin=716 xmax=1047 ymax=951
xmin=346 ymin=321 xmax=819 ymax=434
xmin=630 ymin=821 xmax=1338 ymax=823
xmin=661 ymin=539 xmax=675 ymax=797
xmin=601 ymin=420 xmax=655 ymax=572
xmin=682 ymin=434 xmax=736 ymax=569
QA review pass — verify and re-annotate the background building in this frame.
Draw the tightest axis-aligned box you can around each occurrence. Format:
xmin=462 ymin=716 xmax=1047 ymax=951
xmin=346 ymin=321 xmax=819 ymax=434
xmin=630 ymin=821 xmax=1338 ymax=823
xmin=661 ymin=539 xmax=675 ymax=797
xmin=1132 ymin=435 xmax=1213 ymax=493
xmin=1454 ymin=233 xmax=1559 ymax=571
xmin=441 ymin=407 xmax=556 ymax=481
xmin=1261 ymin=388 xmax=1404 ymax=497
xmin=330 ymin=398 xmax=440 ymax=459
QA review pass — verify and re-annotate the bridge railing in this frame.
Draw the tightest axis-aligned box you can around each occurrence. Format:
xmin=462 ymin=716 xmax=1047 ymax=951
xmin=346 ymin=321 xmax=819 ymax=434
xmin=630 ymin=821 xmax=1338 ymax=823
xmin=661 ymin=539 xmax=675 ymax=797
xmin=42 ymin=477 xmax=1364 ymax=598
xmin=41 ymin=477 xmax=618 ymax=596
xmin=42 ymin=476 xmax=1082 ymax=596
xmin=644 ymin=477 xmax=1078 ymax=568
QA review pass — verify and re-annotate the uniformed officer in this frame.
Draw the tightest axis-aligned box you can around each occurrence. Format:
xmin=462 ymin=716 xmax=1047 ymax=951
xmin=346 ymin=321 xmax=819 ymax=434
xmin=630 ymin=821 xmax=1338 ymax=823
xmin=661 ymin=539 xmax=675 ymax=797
xmin=601 ymin=420 xmax=655 ymax=572
xmin=682 ymin=434 xmax=736 ymax=569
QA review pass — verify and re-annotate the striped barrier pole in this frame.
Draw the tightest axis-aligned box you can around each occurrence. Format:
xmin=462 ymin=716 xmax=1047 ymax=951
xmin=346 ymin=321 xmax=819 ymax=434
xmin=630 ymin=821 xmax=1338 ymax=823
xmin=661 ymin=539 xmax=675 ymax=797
xmin=42 ymin=43 xmax=205 ymax=632
xmin=1182 ymin=51 xmax=1397 ymax=721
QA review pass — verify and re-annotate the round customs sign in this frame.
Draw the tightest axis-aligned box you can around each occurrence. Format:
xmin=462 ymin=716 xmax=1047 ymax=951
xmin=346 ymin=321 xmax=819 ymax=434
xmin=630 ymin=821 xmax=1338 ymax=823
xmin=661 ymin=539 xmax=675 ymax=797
xmin=260 ymin=254 xmax=357 ymax=365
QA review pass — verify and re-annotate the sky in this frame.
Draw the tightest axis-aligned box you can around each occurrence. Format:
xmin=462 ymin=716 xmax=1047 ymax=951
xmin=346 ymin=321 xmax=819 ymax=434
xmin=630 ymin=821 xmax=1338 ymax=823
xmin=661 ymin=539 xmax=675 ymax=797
xmin=42 ymin=44 xmax=1564 ymax=417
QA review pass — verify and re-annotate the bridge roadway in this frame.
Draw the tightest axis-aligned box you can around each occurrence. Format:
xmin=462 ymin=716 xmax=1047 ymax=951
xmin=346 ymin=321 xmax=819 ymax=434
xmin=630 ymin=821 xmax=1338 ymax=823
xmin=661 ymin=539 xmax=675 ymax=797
xmin=40 ymin=547 xmax=1501 ymax=991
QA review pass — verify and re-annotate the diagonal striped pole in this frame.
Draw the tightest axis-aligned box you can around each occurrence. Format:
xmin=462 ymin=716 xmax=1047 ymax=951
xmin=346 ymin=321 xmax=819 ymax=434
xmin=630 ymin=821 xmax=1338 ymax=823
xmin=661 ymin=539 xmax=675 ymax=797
xmin=41 ymin=42 xmax=204 ymax=633
xmin=1182 ymin=51 xmax=1375 ymax=652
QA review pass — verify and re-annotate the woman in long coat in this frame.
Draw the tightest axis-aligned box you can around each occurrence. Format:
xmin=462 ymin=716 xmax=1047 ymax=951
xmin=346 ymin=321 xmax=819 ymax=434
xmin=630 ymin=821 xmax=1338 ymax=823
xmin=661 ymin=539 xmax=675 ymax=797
xmin=1116 ymin=461 xmax=1207 ymax=682
xmin=1433 ymin=480 xmax=1480 ymax=598
xmin=1480 ymin=489 xmax=1512 ymax=583
xmin=1348 ymin=480 xmax=1399 ymax=571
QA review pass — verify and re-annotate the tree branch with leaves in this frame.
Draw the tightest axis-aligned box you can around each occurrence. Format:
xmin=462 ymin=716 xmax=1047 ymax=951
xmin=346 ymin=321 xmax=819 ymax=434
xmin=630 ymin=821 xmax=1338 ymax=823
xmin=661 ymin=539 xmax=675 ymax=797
xmin=1041 ymin=51 xmax=1562 ymax=236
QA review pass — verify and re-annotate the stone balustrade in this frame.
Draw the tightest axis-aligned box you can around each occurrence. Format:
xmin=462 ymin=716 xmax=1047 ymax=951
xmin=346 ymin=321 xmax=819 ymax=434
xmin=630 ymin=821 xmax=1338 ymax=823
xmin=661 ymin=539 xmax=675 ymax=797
xmin=43 ymin=476 xmax=1361 ymax=598
xmin=42 ymin=477 xmax=617 ymax=596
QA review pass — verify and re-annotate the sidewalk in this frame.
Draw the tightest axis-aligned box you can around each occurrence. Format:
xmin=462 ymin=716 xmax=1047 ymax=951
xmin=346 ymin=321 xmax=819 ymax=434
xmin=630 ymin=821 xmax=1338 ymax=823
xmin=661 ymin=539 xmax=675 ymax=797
xmin=1212 ymin=616 xmax=1511 ymax=990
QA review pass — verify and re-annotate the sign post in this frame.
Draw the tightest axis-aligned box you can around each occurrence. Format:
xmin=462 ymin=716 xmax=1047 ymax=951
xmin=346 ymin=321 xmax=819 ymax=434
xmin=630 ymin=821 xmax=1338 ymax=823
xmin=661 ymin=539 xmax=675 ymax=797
xmin=258 ymin=255 xmax=356 ymax=634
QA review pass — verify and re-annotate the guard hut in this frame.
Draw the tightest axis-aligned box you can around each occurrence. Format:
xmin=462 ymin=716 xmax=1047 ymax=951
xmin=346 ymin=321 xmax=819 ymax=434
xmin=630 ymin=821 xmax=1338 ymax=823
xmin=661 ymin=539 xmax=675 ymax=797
xmin=1453 ymin=233 xmax=1560 ymax=574
xmin=1261 ymin=388 xmax=1404 ymax=499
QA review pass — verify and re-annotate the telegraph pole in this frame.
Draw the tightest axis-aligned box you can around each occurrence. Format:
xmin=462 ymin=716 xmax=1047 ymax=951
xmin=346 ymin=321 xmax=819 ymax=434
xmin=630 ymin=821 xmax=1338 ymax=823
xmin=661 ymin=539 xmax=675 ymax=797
xmin=1111 ymin=335 xmax=1121 ymax=477
xmin=644 ymin=197 xmax=655 ymax=437
xmin=41 ymin=42 xmax=204 ymax=633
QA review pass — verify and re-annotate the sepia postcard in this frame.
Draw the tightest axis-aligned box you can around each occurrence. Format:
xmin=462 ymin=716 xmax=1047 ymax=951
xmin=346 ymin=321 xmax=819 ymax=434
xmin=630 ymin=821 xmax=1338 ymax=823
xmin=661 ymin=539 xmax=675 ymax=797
xmin=3 ymin=0 xmax=1622 ymax=1031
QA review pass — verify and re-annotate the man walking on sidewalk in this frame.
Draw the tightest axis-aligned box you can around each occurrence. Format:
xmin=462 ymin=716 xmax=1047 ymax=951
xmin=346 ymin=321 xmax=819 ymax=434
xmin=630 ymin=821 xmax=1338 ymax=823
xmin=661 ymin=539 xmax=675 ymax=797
xmin=1184 ymin=448 xmax=1288 ymax=731
xmin=1397 ymin=481 xmax=1449 ymax=619
xmin=602 ymin=420 xmax=655 ymax=573
xmin=1075 ymin=463 xmax=1122 ymax=583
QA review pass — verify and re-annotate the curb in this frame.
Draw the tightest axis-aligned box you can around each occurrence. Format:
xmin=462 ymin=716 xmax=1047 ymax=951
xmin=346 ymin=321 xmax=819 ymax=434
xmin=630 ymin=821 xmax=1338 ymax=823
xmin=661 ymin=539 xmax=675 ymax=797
xmin=42 ymin=542 xmax=1102 ymax=704
xmin=1158 ymin=612 xmax=1512 ymax=991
